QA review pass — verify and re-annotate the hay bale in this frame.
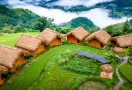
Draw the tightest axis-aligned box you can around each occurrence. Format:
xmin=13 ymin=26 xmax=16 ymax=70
xmin=113 ymin=47 xmax=124 ymax=53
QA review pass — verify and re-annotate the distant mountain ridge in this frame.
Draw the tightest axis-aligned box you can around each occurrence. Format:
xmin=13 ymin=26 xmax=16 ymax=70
xmin=1 ymin=0 xmax=131 ymax=18
xmin=0 ymin=4 xmax=39 ymax=28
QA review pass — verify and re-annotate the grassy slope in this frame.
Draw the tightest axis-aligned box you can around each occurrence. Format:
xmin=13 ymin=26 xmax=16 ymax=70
xmin=1 ymin=44 xmax=117 ymax=90
xmin=0 ymin=32 xmax=39 ymax=47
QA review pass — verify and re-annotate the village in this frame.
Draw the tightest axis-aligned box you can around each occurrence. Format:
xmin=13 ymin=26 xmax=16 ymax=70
xmin=0 ymin=26 xmax=132 ymax=90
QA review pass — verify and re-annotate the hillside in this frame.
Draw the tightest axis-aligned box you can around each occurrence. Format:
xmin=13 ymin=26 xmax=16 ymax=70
xmin=0 ymin=4 xmax=39 ymax=28
xmin=30 ymin=0 xmax=132 ymax=18
xmin=60 ymin=17 xmax=96 ymax=30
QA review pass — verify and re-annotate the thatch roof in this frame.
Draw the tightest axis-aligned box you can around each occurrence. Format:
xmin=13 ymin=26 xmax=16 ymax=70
xmin=85 ymin=30 xmax=111 ymax=45
xmin=111 ymin=35 xmax=132 ymax=48
xmin=38 ymin=28 xmax=64 ymax=45
xmin=0 ymin=65 xmax=9 ymax=75
xmin=113 ymin=47 xmax=124 ymax=53
xmin=100 ymin=64 xmax=114 ymax=73
xmin=66 ymin=26 xmax=89 ymax=41
xmin=0 ymin=44 xmax=23 ymax=69
xmin=15 ymin=34 xmax=43 ymax=52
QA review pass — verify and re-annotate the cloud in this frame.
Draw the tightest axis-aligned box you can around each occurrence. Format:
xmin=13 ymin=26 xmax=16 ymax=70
xmin=7 ymin=0 xmax=130 ymax=28
xmin=52 ymin=0 xmax=114 ymax=7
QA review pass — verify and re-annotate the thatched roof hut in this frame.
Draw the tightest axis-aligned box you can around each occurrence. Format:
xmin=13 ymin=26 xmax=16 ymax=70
xmin=113 ymin=47 xmax=124 ymax=53
xmin=0 ymin=65 xmax=9 ymax=84
xmin=38 ymin=28 xmax=64 ymax=46
xmin=15 ymin=34 xmax=44 ymax=56
xmin=100 ymin=64 xmax=114 ymax=73
xmin=0 ymin=44 xmax=23 ymax=69
xmin=85 ymin=30 xmax=111 ymax=49
xmin=111 ymin=35 xmax=132 ymax=48
xmin=65 ymin=26 xmax=89 ymax=44
xmin=100 ymin=64 xmax=114 ymax=79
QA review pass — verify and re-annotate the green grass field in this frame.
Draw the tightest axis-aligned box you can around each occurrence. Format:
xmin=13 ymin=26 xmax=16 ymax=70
xmin=0 ymin=33 xmax=131 ymax=90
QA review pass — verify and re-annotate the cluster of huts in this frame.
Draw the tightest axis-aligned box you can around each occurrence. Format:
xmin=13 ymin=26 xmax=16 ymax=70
xmin=0 ymin=26 xmax=132 ymax=84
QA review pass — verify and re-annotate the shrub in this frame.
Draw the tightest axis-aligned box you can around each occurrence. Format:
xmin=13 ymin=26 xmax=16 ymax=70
xmin=128 ymin=46 xmax=132 ymax=56
xmin=119 ymin=65 xmax=132 ymax=83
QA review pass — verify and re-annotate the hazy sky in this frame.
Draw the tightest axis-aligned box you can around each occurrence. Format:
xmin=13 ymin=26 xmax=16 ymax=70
xmin=6 ymin=0 xmax=130 ymax=28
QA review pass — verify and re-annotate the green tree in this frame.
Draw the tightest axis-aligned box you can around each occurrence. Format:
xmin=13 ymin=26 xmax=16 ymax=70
xmin=70 ymin=17 xmax=95 ymax=30
xmin=14 ymin=26 xmax=25 ymax=33
xmin=105 ymin=25 xmax=114 ymax=35
xmin=32 ymin=17 xmax=54 ymax=32
xmin=122 ymin=20 xmax=130 ymax=34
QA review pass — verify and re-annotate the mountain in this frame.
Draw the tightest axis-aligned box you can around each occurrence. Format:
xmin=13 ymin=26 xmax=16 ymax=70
xmin=0 ymin=4 xmax=39 ymax=28
xmin=60 ymin=17 xmax=96 ymax=30
xmin=1 ymin=0 xmax=132 ymax=19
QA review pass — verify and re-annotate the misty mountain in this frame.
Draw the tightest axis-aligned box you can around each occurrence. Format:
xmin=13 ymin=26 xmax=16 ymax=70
xmin=1 ymin=0 xmax=132 ymax=18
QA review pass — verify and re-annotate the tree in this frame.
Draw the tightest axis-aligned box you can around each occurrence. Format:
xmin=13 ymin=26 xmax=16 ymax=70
xmin=105 ymin=25 xmax=114 ymax=35
xmin=122 ymin=20 xmax=130 ymax=34
xmin=32 ymin=17 xmax=54 ymax=32
xmin=14 ymin=26 xmax=25 ymax=33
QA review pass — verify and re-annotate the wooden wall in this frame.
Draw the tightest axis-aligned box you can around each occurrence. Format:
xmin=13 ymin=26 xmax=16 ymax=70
xmin=67 ymin=35 xmax=81 ymax=44
xmin=49 ymin=38 xmax=61 ymax=46
xmin=88 ymin=39 xmax=106 ymax=49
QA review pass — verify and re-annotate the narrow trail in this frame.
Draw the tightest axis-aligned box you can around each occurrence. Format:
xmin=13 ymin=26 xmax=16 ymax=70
xmin=114 ymin=61 xmax=127 ymax=90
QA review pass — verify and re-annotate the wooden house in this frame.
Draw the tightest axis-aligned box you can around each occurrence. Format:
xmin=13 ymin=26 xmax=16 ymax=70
xmin=66 ymin=27 xmax=89 ymax=44
xmin=0 ymin=45 xmax=25 ymax=84
xmin=38 ymin=28 xmax=64 ymax=46
xmin=85 ymin=30 xmax=111 ymax=49
xmin=15 ymin=34 xmax=44 ymax=56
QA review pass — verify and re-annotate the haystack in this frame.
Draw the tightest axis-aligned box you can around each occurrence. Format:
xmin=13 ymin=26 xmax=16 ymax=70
xmin=85 ymin=30 xmax=111 ymax=49
xmin=0 ymin=44 xmax=25 ymax=84
xmin=111 ymin=35 xmax=132 ymax=48
xmin=65 ymin=26 xmax=89 ymax=44
xmin=15 ymin=34 xmax=44 ymax=56
xmin=38 ymin=28 xmax=64 ymax=46
xmin=113 ymin=47 xmax=124 ymax=53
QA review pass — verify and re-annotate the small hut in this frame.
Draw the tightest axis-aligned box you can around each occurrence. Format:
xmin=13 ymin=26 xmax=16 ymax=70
xmin=85 ymin=30 xmax=111 ymax=49
xmin=100 ymin=64 xmax=114 ymax=79
xmin=111 ymin=35 xmax=132 ymax=48
xmin=38 ymin=28 xmax=64 ymax=46
xmin=113 ymin=47 xmax=125 ymax=53
xmin=0 ymin=45 xmax=25 ymax=84
xmin=15 ymin=34 xmax=44 ymax=56
xmin=65 ymin=27 xmax=89 ymax=44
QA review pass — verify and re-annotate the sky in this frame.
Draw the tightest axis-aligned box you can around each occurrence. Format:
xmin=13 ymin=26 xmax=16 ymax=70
xmin=6 ymin=0 xmax=130 ymax=28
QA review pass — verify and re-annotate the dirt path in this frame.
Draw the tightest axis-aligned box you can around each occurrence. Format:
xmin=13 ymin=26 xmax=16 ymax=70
xmin=114 ymin=61 xmax=127 ymax=90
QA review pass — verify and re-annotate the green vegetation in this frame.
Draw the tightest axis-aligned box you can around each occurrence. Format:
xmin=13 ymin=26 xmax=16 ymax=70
xmin=70 ymin=17 xmax=96 ymax=30
xmin=119 ymin=65 xmax=132 ymax=83
xmin=1 ymin=44 xmax=117 ymax=90
xmin=0 ymin=4 xmax=39 ymax=28
xmin=32 ymin=16 xmax=54 ymax=32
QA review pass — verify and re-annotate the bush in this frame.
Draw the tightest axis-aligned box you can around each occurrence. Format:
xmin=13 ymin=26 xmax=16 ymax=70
xmin=119 ymin=65 xmax=132 ymax=83
xmin=128 ymin=46 xmax=132 ymax=56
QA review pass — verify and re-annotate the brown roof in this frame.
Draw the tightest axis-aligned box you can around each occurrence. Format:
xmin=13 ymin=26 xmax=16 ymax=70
xmin=0 ymin=65 xmax=9 ymax=75
xmin=0 ymin=44 xmax=22 ymax=69
xmin=100 ymin=64 xmax=114 ymax=73
xmin=85 ymin=30 xmax=111 ymax=45
xmin=38 ymin=28 xmax=64 ymax=45
xmin=66 ymin=26 xmax=89 ymax=41
xmin=111 ymin=35 xmax=132 ymax=48
xmin=15 ymin=34 xmax=43 ymax=52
